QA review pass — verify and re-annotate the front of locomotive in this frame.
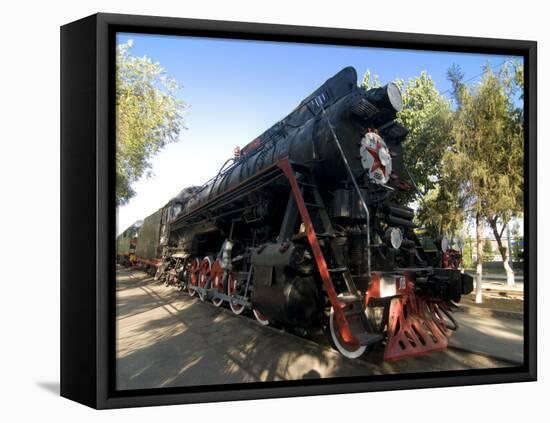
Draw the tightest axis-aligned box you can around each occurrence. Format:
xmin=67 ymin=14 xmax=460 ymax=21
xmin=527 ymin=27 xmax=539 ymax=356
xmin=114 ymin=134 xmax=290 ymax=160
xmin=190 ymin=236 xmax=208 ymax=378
xmin=315 ymin=69 xmax=474 ymax=360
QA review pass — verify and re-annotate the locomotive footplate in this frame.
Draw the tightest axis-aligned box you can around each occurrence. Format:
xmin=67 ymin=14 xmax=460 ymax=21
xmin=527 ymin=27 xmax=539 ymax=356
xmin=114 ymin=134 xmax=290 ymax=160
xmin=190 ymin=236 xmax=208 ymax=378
xmin=338 ymin=295 xmax=384 ymax=347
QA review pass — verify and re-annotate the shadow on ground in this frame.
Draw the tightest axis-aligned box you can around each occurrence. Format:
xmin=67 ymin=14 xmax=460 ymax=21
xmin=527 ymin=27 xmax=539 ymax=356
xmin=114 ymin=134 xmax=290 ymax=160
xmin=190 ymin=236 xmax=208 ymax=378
xmin=115 ymin=268 xmax=513 ymax=390
xmin=36 ymin=381 xmax=60 ymax=396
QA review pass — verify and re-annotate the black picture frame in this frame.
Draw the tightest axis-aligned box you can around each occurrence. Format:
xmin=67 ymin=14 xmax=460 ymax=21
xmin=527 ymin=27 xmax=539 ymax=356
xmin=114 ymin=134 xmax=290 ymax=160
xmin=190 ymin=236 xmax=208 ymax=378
xmin=60 ymin=12 xmax=537 ymax=409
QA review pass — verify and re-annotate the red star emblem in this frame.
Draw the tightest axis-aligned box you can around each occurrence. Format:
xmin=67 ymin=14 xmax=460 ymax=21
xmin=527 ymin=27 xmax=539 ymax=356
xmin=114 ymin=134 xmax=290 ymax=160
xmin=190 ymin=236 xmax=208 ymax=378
xmin=366 ymin=141 xmax=386 ymax=177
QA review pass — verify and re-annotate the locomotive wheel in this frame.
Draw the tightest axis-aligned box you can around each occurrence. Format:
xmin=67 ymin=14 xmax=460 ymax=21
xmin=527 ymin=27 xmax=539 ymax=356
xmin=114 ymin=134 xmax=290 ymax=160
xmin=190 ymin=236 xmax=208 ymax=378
xmin=329 ymin=304 xmax=367 ymax=359
xmin=187 ymin=258 xmax=200 ymax=297
xmin=253 ymin=309 xmax=270 ymax=326
xmin=227 ymin=273 xmax=245 ymax=315
xmin=155 ymin=265 xmax=163 ymax=281
xmin=198 ymin=256 xmax=213 ymax=302
xmin=210 ymin=259 xmax=224 ymax=307
xmin=162 ymin=269 xmax=170 ymax=286
xmin=176 ymin=280 xmax=186 ymax=291
xmin=170 ymin=273 xmax=179 ymax=287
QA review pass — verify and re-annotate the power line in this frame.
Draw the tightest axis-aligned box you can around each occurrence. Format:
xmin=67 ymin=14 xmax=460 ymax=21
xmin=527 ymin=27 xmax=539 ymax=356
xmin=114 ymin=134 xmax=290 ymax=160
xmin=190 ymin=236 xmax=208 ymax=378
xmin=439 ymin=59 xmax=510 ymax=98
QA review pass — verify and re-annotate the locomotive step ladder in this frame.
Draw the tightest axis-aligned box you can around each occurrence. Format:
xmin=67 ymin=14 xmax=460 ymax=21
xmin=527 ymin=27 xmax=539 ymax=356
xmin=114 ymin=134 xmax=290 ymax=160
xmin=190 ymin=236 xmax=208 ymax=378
xmin=277 ymin=158 xmax=382 ymax=347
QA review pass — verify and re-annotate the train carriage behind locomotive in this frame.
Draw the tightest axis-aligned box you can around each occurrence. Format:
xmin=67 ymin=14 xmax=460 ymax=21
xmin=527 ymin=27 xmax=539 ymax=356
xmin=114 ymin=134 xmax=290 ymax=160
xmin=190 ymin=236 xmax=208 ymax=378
xmin=120 ymin=66 xmax=473 ymax=360
xmin=115 ymin=220 xmax=142 ymax=267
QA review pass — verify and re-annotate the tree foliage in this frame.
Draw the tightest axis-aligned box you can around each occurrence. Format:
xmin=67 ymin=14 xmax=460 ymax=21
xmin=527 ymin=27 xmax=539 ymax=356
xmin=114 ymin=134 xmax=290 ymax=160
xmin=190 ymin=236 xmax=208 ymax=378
xmin=461 ymin=236 xmax=474 ymax=268
xmin=361 ymin=69 xmax=381 ymax=90
xmin=445 ymin=63 xmax=523 ymax=230
xmin=483 ymin=239 xmax=494 ymax=260
xmin=444 ymin=62 xmax=523 ymax=286
xmin=116 ymin=40 xmax=187 ymax=206
xmin=396 ymin=73 xmax=465 ymax=236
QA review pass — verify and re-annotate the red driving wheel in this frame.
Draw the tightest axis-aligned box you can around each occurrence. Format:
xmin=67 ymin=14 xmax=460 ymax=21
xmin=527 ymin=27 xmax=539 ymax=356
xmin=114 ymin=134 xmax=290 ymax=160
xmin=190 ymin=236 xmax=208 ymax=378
xmin=210 ymin=259 xmax=225 ymax=307
xmin=227 ymin=272 xmax=245 ymax=315
xmin=187 ymin=257 xmax=200 ymax=297
xmin=197 ymin=256 xmax=213 ymax=301
xmin=253 ymin=308 xmax=270 ymax=326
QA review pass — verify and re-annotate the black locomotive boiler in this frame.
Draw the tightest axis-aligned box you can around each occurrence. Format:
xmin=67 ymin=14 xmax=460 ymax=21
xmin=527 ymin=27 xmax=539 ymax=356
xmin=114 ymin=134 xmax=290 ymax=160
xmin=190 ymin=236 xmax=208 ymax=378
xmin=120 ymin=67 xmax=473 ymax=360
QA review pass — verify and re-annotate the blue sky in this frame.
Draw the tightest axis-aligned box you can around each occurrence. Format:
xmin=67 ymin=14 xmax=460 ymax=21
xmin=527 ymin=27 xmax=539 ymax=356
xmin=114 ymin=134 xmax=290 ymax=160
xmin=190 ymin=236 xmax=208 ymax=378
xmin=116 ymin=32 xmax=522 ymax=235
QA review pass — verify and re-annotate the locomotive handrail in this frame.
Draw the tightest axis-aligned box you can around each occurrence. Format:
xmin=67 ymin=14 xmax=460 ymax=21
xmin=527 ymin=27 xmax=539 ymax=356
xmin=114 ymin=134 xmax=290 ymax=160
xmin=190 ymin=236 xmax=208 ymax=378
xmin=191 ymin=139 xmax=276 ymax=200
xmin=321 ymin=107 xmax=371 ymax=277
xmin=194 ymin=157 xmax=238 ymax=196
xmin=206 ymin=157 xmax=237 ymax=200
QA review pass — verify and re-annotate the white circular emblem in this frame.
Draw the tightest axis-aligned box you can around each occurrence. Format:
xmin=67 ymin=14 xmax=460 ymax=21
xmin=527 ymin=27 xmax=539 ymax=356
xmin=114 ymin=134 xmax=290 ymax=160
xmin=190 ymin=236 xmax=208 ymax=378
xmin=360 ymin=132 xmax=392 ymax=184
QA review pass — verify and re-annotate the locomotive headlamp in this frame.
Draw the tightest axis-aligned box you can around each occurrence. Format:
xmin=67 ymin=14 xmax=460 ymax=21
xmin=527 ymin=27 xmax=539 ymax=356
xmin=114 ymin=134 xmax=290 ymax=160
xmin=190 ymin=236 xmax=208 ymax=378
xmin=386 ymin=82 xmax=403 ymax=112
xmin=386 ymin=227 xmax=403 ymax=249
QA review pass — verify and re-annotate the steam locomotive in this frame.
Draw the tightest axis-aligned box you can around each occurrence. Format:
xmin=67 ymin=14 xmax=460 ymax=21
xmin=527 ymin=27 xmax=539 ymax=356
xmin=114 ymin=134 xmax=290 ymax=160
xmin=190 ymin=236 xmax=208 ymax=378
xmin=117 ymin=67 xmax=473 ymax=360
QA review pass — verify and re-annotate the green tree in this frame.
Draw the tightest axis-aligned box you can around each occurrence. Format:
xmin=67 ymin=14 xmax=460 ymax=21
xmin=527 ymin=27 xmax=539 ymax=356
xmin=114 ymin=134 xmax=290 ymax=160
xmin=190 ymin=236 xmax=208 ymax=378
xmin=462 ymin=236 xmax=474 ymax=269
xmin=447 ymin=63 xmax=465 ymax=107
xmin=397 ymin=72 xmax=455 ymax=202
xmin=414 ymin=164 xmax=466 ymax=239
xmin=116 ymin=40 xmax=187 ymax=206
xmin=483 ymin=239 xmax=494 ymax=261
xmin=361 ymin=69 xmax=381 ymax=90
xmin=445 ymin=62 xmax=524 ymax=289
